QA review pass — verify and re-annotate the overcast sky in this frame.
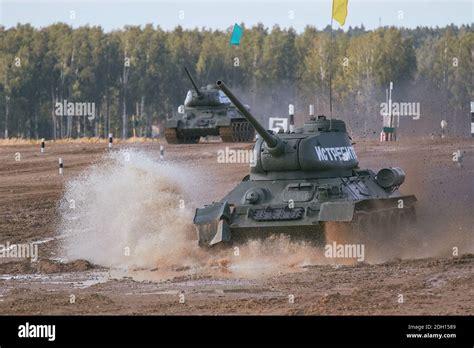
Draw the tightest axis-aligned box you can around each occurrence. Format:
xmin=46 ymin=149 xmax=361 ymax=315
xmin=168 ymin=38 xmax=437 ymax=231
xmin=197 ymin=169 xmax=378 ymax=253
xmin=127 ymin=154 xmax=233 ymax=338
xmin=1 ymin=0 xmax=472 ymax=32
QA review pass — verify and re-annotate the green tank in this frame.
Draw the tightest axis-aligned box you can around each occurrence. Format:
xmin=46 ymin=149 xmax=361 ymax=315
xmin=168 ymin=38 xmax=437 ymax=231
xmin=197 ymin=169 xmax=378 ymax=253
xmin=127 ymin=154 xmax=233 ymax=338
xmin=193 ymin=80 xmax=417 ymax=250
xmin=164 ymin=68 xmax=255 ymax=144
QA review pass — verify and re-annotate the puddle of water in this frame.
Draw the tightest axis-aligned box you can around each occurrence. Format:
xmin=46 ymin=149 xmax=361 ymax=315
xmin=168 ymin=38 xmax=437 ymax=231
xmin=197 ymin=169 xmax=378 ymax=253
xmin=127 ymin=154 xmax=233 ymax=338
xmin=0 ymin=271 xmax=110 ymax=289
xmin=111 ymin=262 xmax=308 ymax=284
xmin=73 ymin=273 xmax=110 ymax=289
xmin=124 ymin=290 xmax=180 ymax=296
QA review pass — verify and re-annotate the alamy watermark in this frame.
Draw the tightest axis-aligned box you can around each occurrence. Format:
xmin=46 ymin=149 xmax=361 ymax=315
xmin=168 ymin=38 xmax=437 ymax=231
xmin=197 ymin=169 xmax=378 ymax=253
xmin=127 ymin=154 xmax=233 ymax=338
xmin=18 ymin=322 xmax=55 ymax=341
xmin=324 ymin=241 xmax=365 ymax=262
xmin=217 ymin=146 xmax=257 ymax=166
xmin=55 ymin=99 xmax=95 ymax=120
xmin=0 ymin=242 xmax=38 ymax=262
xmin=380 ymin=102 xmax=420 ymax=120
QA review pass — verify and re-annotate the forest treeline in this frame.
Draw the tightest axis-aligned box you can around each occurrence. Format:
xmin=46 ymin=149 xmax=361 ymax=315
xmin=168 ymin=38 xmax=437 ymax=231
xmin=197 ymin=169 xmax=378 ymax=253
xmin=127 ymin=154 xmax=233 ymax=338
xmin=0 ymin=23 xmax=472 ymax=139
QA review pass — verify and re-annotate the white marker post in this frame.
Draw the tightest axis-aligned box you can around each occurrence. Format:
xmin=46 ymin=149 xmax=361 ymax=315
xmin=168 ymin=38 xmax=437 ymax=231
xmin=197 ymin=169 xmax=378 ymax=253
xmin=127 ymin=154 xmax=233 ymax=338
xmin=160 ymin=145 xmax=164 ymax=160
xmin=40 ymin=138 xmax=45 ymax=153
xmin=381 ymin=82 xmax=395 ymax=142
xmin=108 ymin=133 xmax=113 ymax=148
xmin=389 ymin=82 xmax=396 ymax=141
xmin=470 ymin=101 xmax=474 ymax=137
xmin=289 ymin=104 xmax=295 ymax=133
xmin=58 ymin=158 xmax=64 ymax=175
xmin=440 ymin=120 xmax=448 ymax=139
xmin=309 ymin=104 xmax=315 ymax=119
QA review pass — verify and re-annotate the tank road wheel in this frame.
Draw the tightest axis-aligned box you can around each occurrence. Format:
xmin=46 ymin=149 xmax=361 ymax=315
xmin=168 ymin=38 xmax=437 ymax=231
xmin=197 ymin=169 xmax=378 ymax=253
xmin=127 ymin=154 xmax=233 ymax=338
xmin=164 ymin=128 xmax=179 ymax=144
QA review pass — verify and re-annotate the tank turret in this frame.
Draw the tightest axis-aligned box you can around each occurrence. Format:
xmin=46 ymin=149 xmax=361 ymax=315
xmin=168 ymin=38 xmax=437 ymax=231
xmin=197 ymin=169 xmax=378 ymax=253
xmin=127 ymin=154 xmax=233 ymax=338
xmin=183 ymin=68 xmax=227 ymax=107
xmin=184 ymin=67 xmax=202 ymax=97
xmin=216 ymin=80 xmax=358 ymax=180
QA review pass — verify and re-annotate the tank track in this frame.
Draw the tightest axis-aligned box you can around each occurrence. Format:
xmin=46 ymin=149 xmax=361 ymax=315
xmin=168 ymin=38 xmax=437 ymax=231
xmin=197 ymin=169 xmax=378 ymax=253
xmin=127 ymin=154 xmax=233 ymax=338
xmin=165 ymin=128 xmax=199 ymax=144
xmin=324 ymin=206 xmax=417 ymax=259
xmin=351 ymin=206 xmax=416 ymax=248
xmin=219 ymin=120 xmax=255 ymax=143
xmin=164 ymin=128 xmax=179 ymax=144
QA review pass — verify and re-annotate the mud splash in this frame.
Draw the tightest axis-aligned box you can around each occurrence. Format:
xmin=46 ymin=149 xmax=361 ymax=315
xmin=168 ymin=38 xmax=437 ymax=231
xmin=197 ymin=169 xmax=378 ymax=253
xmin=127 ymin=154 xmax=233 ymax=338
xmin=58 ymin=149 xmax=200 ymax=270
xmin=120 ymin=235 xmax=327 ymax=281
xmin=57 ymin=149 xmax=330 ymax=280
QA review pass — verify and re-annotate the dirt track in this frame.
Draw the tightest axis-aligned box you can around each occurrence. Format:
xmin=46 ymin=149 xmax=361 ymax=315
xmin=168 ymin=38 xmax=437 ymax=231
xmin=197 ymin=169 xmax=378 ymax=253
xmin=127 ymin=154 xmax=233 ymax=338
xmin=0 ymin=138 xmax=473 ymax=315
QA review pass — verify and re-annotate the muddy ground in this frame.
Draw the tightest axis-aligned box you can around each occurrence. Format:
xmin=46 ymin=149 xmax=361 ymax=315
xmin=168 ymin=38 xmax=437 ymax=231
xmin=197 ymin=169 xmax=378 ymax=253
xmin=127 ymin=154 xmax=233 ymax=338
xmin=0 ymin=138 xmax=473 ymax=315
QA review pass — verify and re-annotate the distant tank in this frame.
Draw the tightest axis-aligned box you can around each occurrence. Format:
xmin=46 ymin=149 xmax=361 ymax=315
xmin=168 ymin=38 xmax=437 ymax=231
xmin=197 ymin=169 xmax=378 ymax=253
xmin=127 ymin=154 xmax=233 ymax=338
xmin=164 ymin=68 xmax=255 ymax=144
xmin=193 ymin=80 xmax=417 ymax=250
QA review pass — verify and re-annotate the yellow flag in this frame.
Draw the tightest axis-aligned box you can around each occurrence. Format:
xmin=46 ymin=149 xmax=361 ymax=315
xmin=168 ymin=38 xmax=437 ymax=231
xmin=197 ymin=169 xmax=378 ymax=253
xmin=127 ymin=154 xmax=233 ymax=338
xmin=332 ymin=0 xmax=348 ymax=26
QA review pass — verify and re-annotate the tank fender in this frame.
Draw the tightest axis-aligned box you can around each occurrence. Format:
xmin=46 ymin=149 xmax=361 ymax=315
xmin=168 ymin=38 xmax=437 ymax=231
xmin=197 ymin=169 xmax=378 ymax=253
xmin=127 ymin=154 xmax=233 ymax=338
xmin=193 ymin=201 xmax=232 ymax=246
xmin=165 ymin=119 xmax=179 ymax=128
xmin=319 ymin=202 xmax=355 ymax=221
xmin=216 ymin=117 xmax=232 ymax=127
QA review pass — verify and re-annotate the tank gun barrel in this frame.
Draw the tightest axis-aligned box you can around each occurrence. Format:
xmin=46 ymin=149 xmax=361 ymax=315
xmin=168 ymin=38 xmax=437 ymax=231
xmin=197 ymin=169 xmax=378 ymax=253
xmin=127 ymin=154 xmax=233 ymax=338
xmin=184 ymin=67 xmax=202 ymax=97
xmin=216 ymin=80 xmax=279 ymax=148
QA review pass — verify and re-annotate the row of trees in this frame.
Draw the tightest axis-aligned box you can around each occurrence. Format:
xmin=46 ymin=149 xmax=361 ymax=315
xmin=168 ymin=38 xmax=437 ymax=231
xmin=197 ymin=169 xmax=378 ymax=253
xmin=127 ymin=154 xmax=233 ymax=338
xmin=0 ymin=23 xmax=472 ymax=139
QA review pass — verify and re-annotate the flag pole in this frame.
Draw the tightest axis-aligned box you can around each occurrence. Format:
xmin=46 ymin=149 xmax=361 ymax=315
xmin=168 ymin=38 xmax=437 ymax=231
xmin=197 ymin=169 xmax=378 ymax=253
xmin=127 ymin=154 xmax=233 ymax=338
xmin=329 ymin=0 xmax=334 ymax=129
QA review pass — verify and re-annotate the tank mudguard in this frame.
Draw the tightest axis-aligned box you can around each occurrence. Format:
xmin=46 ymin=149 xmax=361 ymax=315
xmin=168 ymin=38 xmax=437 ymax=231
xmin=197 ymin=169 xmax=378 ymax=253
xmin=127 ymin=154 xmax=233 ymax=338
xmin=319 ymin=202 xmax=355 ymax=221
xmin=216 ymin=118 xmax=232 ymax=127
xmin=165 ymin=119 xmax=179 ymax=128
xmin=193 ymin=201 xmax=232 ymax=246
